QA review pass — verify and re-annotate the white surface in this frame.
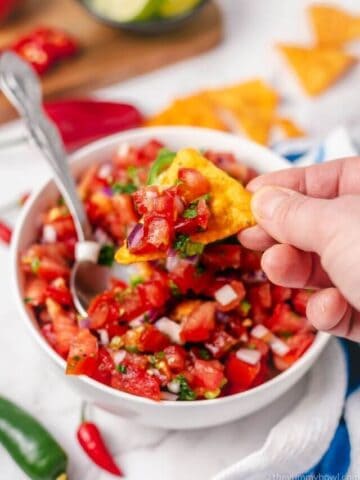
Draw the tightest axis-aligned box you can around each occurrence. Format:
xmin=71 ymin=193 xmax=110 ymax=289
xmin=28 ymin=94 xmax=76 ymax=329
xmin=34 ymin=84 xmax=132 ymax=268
xmin=0 ymin=0 xmax=358 ymax=478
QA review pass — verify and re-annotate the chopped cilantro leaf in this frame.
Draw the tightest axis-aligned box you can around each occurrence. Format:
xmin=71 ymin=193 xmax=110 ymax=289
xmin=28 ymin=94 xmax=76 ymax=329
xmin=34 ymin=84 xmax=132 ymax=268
xmin=98 ymin=244 xmax=116 ymax=267
xmin=177 ymin=375 xmax=196 ymax=401
xmin=23 ymin=297 xmax=33 ymax=304
xmin=198 ymin=348 xmax=211 ymax=360
xmin=31 ymin=257 xmax=41 ymax=274
xmin=169 ymin=280 xmax=181 ymax=297
xmin=240 ymin=300 xmax=251 ymax=316
xmin=125 ymin=345 xmax=139 ymax=353
xmin=112 ymin=182 xmax=137 ymax=194
xmin=173 ymin=234 xmax=204 ymax=258
xmin=116 ymin=364 xmax=127 ymax=374
xmin=130 ymin=275 xmax=144 ymax=288
xmin=127 ymin=166 xmax=139 ymax=185
xmin=183 ymin=204 xmax=198 ymax=219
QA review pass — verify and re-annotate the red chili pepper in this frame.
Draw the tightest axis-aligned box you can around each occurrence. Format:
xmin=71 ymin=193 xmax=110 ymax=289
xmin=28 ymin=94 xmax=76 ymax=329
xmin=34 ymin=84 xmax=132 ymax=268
xmin=11 ymin=27 xmax=78 ymax=75
xmin=77 ymin=403 xmax=123 ymax=477
xmin=44 ymin=99 xmax=143 ymax=151
xmin=0 ymin=220 xmax=12 ymax=245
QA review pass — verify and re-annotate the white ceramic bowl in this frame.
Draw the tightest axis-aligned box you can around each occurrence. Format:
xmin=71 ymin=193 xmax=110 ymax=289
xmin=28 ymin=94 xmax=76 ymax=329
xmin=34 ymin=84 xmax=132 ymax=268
xmin=12 ymin=127 xmax=330 ymax=429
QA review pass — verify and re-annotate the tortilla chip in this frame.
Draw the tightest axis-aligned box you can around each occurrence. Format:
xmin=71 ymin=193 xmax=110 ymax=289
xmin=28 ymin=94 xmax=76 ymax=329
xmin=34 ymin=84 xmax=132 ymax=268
xmin=273 ymin=116 xmax=305 ymax=139
xmin=309 ymin=5 xmax=360 ymax=46
xmin=278 ymin=44 xmax=356 ymax=95
xmin=147 ymin=93 xmax=228 ymax=131
xmin=116 ymin=149 xmax=255 ymax=264
xmin=208 ymin=79 xmax=278 ymax=113
xmin=147 ymin=80 xmax=279 ymax=145
xmin=115 ymin=246 xmax=166 ymax=265
xmin=158 ymin=148 xmax=255 ymax=244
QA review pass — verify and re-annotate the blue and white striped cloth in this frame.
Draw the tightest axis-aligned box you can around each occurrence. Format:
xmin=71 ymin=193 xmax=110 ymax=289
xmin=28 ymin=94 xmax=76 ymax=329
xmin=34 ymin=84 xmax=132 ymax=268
xmin=214 ymin=127 xmax=360 ymax=480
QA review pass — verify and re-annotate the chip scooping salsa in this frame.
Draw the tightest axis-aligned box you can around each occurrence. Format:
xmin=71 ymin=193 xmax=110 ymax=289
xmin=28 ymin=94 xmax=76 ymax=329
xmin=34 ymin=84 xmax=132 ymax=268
xmin=21 ymin=139 xmax=315 ymax=401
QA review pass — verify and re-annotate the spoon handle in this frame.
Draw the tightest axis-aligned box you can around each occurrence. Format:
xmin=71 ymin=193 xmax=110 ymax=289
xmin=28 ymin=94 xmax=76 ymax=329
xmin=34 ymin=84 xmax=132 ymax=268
xmin=0 ymin=51 xmax=91 ymax=241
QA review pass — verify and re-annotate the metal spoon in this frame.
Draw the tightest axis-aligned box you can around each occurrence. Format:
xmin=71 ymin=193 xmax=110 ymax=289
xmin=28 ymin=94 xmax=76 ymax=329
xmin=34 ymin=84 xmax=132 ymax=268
xmin=0 ymin=51 xmax=113 ymax=317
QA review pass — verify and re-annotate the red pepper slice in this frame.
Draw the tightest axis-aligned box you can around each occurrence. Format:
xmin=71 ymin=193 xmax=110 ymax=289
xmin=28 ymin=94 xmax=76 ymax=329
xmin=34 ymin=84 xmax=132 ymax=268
xmin=44 ymin=99 xmax=143 ymax=151
xmin=77 ymin=404 xmax=123 ymax=477
xmin=0 ymin=219 xmax=12 ymax=245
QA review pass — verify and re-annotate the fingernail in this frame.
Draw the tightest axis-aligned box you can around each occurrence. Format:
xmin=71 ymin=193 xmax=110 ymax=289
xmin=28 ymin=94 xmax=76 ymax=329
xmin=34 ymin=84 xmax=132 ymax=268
xmin=251 ymin=187 xmax=291 ymax=221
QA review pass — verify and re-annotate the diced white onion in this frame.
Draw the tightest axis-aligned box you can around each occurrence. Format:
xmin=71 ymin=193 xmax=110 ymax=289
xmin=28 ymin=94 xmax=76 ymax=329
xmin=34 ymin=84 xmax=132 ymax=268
xmin=113 ymin=349 xmax=126 ymax=365
xmin=129 ymin=315 xmax=145 ymax=328
xmin=98 ymin=163 xmax=112 ymax=179
xmin=155 ymin=317 xmax=183 ymax=345
xmin=94 ymin=228 xmax=111 ymax=244
xmin=161 ymin=392 xmax=178 ymax=401
xmin=167 ymin=380 xmax=181 ymax=394
xmin=166 ymin=253 xmax=181 ymax=272
xmin=75 ymin=241 xmax=101 ymax=263
xmin=214 ymin=284 xmax=238 ymax=306
xmin=97 ymin=329 xmax=109 ymax=346
xmin=236 ymin=348 xmax=261 ymax=365
xmin=42 ymin=225 xmax=57 ymax=243
xmin=116 ymin=142 xmax=130 ymax=158
xmin=270 ymin=336 xmax=290 ymax=357
xmin=251 ymin=324 xmax=271 ymax=340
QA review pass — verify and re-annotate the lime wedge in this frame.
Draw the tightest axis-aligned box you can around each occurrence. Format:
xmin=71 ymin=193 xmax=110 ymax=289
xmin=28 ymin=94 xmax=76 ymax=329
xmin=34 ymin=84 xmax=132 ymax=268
xmin=89 ymin=0 xmax=160 ymax=22
xmin=159 ymin=0 xmax=202 ymax=18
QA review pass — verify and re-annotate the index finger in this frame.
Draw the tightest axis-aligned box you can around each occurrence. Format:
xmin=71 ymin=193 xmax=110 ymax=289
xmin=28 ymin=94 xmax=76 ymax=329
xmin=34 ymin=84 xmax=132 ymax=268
xmin=248 ymin=156 xmax=360 ymax=198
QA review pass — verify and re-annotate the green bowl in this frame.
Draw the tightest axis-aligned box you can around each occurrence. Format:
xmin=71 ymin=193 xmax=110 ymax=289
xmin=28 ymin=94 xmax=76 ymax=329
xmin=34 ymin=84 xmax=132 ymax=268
xmin=77 ymin=0 xmax=210 ymax=34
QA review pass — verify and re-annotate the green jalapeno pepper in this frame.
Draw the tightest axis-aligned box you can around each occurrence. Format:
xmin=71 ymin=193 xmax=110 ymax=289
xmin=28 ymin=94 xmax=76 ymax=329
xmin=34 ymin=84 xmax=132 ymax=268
xmin=0 ymin=396 xmax=68 ymax=480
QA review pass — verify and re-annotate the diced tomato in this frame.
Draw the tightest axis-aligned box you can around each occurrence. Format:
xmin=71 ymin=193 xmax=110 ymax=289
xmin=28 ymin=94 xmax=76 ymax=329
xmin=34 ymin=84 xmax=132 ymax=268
xmin=216 ymin=280 xmax=246 ymax=312
xmin=132 ymin=186 xmax=176 ymax=220
xmin=37 ymin=257 xmax=71 ymax=281
xmin=225 ymin=352 xmax=262 ymax=391
xmin=164 ymin=345 xmax=186 ymax=373
xmin=66 ymin=329 xmax=98 ymax=375
xmin=144 ymin=215 xmax=172 ymax=249
xmin=88 ymin=292 xmax=119 ymax=329
xmin=111 ymin=365 xmax=161 ymax=401
xmin=120 ymin=289 xmax=148 ymax=322
xmin=249 ymin=283 xmax=272 ymax=309
xmin=46 ymin=279 xmax=73 ymax=307
xmin=137 ymin=139 xmax=164 ymax=165
xmin=273 ymin=332 xmax=315 ymax=371
xmin=46 ymin=299 xmax=78 ymax=357
xmin=271 ymin=285 xmax=292 ymax=305
xmin=242 ymin=250 xmax=261 ymax=271
xmin=91 ymin=347 xmax=115 ymax=385
xmin=41 ymin=323 xmax=57 ymax=348
xmin=192 ymin=358 xmax=225 ymax=391
xmin=138 ymin=280 xmax=169 ymax=309
xmin=112 ymin=194 xmax=139 ymax=224
xmin=138 ymin=324 xmax=170 ymax=353
xmin=266 ymin=304 xmax=306 ymax=335
xmin=205 ymin=328 xmax=237 ymax=358
xmin=177 ymin=168 xmax=211 ymax=202
xmin=181 ymin=302 xmax=216 ymax=343
xmin=47 ymin=215 xmax=76 ymax=241
xmin=24 ymin=277 xmax=47 ymax=307
xmin=292 ymin=289 xmax=313 ymax=316
xmin=251 ymin=304 xmax=269 ymax=324
xmin=175 ymin=198 xmax=210 ymax=235
xmin=169 ymin=261 xmax=213 ymax=295
xmin=202 ymin=244 xmax=242 ymax=270
xmin=107 ymin=322 xmax=128 ymax=339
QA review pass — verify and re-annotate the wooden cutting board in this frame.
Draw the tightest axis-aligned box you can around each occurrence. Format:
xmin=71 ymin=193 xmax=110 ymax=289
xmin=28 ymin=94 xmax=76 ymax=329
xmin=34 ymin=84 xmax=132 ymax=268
xmin=0 ymin=0 xmax=222 ymax=123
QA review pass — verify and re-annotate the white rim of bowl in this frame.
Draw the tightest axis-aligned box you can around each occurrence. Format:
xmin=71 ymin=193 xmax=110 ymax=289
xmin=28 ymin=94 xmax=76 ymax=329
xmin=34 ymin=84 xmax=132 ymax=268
xmin=11 ymin=126 xmax=331 ymax=407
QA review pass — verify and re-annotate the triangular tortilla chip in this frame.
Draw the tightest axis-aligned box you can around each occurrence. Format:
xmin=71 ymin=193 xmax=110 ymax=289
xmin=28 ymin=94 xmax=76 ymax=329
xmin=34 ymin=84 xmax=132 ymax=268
xmin=158 ymin=149 xmax=255 ymax=243
xmin=115 ymin=247 xmax=166 ymax=265
xmin=278 ymin=44 xmax=356 ymax=96
xmin=308 ymin=5 xmax=360 ymax=46
xmin=116 ymin=149 xmax=255 ymax=264
xmin=272 ymin=116 xmax=305 ymax=139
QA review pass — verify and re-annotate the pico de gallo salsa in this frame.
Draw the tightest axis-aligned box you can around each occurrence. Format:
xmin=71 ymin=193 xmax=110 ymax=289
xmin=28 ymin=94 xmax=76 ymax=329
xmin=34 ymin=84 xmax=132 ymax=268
xmin=21 ymin=140 xmax=315 ymax=401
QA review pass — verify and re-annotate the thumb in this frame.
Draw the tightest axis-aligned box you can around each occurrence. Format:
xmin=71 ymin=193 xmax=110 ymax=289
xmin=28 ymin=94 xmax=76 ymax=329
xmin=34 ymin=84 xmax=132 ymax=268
xmin=251 ymin=186 xmax=336 ymax=255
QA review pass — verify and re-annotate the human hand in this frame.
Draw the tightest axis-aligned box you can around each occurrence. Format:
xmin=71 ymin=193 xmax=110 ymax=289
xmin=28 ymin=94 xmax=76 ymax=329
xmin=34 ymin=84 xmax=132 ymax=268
xmin=239 ymin=157 xmax=360 ymax=341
